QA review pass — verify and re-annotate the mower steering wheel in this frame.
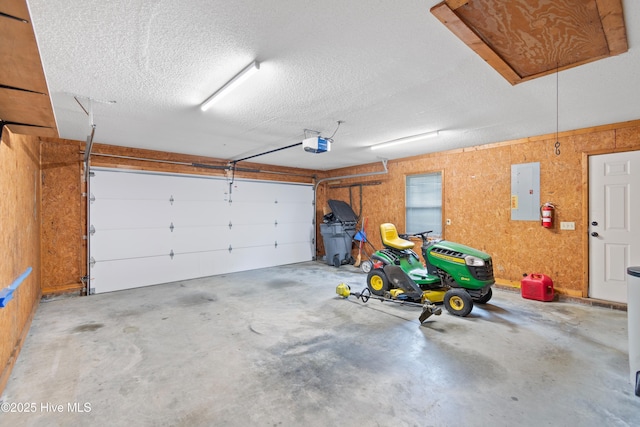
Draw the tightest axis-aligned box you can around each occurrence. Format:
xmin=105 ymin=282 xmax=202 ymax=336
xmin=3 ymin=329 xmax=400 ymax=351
xmin=413 ymin=230 xmax=433 ymax=241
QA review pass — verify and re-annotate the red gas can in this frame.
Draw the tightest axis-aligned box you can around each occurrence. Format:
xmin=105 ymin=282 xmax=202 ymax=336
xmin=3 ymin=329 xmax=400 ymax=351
xmin=521 ymin=273 xmax=554 ymax=302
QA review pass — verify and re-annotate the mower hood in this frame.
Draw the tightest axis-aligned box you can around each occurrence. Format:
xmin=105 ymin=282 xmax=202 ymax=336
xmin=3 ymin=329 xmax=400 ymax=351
xmin=432 ymin=241 xmax=491 ymax=261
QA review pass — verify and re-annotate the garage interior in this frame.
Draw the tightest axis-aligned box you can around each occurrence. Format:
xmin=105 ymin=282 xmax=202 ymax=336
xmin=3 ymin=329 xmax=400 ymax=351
xmin=2 ymin=0 xmax=640 ymax=425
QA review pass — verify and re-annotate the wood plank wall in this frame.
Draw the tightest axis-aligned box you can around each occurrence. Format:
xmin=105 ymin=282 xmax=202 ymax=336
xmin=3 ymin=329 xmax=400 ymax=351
xmin=34 ymin=118 xmax=640 ymax=299
xmin=40 ymin=139 xmax=84 ymax=295
xmin=317 ymin=119 xmax=640 ymax=298
xmin=38 ymin=138 xmax=317 ymax=296
xmin=0 ymin=130 xmax=41 ymax=395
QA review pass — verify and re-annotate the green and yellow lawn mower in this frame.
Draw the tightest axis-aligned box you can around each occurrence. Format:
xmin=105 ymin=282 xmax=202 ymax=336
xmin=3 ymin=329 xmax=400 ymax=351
xmin=366 ymin=223 xmax=494 ymax=317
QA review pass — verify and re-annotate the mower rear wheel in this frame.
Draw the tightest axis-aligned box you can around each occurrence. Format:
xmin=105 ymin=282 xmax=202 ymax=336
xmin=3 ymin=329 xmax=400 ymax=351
xmin=444 ymin=289 xmax=473 ymax=317
xmin=474 ymin=287 xmax=493 ymax=304
xmin=366 ymin=269 xmax=389 ymax=296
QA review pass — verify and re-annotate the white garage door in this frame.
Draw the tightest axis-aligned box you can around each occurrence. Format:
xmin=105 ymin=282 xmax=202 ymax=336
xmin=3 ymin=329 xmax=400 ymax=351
xmin=89 ymin=168 xmax=314 ymax=294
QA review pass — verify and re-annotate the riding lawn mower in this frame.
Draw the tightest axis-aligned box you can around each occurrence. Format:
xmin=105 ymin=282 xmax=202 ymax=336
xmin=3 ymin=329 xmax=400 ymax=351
xmin=364 ymin=223 xmax=495 ymax=317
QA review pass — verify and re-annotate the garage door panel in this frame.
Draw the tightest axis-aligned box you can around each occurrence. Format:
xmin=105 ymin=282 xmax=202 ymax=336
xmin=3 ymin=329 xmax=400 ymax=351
xmin=274 ymin=241 xmax=314 ymax=264
xmin=171 ymin=226 xmax=231 ymax=252
xmin=278 ymin=193 xmax=314 ymax=207
xmin=225 ymin=246 xmax=279 ymax=271
xmin=90 ymin=169 xmax=313 ymax=294
xmin=194 ymin=251 xmax=229 ymax=277
xmin=92 ymin=170 xmax=174 ymax=199
xmin=167 ymin=175 xmax=227 ymax=198
xmin=199 ymin=249 xmax=242 ymax=274
xmin=91 ymin=255 xmax=180 ymax=293
xmin=231 ymin=223 xmax=277 ymax=247
xmin=197 ymin=243 xmax=283 ymax=273
xmin=91 ymin=228 xmax=172 ymax=261
xmin=170 ymin=201 xmax=229 ymax=225
xmin=275 ymin=222 xmax=315 ymax=244
xmin=230 ymin=202 xmax=277 ymax=223
xmin=230 ymin=181 xmax=280 ymax=203
xmin=174 ymin=250 xmax=229 ymax=278
xmin=92 ymin=199 xmax=172 ymax=229
xmin=276 ymin=206 xmax=314 ymax=223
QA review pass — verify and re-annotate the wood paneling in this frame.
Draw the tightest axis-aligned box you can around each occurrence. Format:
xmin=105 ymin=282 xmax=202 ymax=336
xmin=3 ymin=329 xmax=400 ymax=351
xmin=596 ymin=0 xmax=629 ymax=55
xmin=432 ymin=0 xmax=628 ymax=84
xmin=318 ymin=119 xmax=640 ymax=297
xmin=430 ymin=2 xmax=520 ymax=84
xmin=0 ymin=129 xmax=41 ymax=396
xmin=88 ymin=143 xmax=316 ymax=185
xmin=0 ymin=0 xmax=58 ymax=137
xmin=38 ymin=138 xmax=318 ymax=296
xmin=0 ymin=0 xmax=30 ymax=19
xmin=40 ymin=139 xmax=84 ymax=295
xmin=0 ymin=87 xmax=57 ymax=130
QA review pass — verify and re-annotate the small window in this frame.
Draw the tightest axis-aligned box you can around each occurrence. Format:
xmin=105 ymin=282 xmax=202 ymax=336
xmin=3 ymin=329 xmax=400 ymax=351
xmin=406 ymin=172 xmax=442 ymax=236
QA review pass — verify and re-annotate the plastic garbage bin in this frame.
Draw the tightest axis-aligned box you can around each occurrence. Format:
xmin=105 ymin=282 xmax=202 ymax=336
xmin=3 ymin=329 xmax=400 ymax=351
xmin=627 ymin=266 xmax=640 ymax=397
xmin=320 ymin=200 xmax=358 ymax=267
xmin=320 ymin=222 xmax=354 ymax=267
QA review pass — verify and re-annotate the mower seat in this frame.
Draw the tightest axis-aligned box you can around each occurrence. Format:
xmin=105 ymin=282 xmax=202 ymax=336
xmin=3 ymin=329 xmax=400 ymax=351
xmin=380 ymin=223 xmax=415 ymax=250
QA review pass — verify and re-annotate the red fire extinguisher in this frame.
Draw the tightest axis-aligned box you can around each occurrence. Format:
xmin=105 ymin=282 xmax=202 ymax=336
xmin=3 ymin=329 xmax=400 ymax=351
xmin=541 ymin=202 xmax=554 ymax=228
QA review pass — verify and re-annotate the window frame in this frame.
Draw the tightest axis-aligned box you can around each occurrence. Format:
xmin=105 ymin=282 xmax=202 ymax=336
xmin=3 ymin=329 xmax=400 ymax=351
xmin=405 ymin=171 xmax=444 ymax=238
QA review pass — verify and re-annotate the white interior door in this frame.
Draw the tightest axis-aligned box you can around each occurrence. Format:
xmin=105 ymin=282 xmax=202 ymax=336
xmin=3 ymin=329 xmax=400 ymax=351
xmin=89 ymin=169 xmax=313 ymax=294
xmin=589 ymin=151 xmax=640 ymax=303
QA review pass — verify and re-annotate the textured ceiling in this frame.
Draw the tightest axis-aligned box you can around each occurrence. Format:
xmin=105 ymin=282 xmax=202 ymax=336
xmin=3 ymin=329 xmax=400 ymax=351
xmin=25 ymin=0 xmax=640 ymax=171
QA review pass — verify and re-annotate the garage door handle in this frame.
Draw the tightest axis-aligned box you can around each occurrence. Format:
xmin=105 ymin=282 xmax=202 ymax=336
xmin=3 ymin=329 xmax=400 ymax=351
xmin=591 ymin=232 xmax=599 ymax=237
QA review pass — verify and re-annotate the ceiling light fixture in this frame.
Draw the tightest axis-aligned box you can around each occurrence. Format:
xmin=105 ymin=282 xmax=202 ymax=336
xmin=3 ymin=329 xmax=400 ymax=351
xmin=200 ymin=60 xmax=260 ymax=111
xmin=370 ymin=130 xmax=439 ymax=151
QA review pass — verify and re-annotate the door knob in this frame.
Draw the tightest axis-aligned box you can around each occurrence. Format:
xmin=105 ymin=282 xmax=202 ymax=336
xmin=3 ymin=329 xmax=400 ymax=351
xmin=591 ymin=221 xmax=598 ymax=226
xmin=591 ymin=232 xmax=599 ymax=237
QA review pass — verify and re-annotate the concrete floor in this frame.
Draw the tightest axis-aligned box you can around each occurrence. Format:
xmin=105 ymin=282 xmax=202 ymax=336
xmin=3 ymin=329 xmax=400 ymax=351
xmin=1 ymin=261 xmax=639 ymax=426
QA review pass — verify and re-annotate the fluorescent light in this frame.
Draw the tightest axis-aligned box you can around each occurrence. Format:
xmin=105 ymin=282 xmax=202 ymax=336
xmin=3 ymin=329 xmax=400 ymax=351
xmin=200 ymin=61 xmax=260 ymax=111
xmin=370 ymin=130 xmax=439 ymax=151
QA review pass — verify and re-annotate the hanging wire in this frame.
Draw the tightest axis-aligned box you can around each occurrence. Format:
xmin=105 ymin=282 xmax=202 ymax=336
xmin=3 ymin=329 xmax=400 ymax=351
xmin=327 ymin=120 xmax=343 ymax=140
xmin=555 ymin=64 xmax=561 ymax=156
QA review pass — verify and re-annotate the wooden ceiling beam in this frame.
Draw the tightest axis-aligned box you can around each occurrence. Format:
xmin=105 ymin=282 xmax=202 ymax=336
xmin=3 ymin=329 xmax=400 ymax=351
xmin=0 ymin=0 xmax=58 ymax=137
xmin=444 ymin=0 xmax=470 ymax=10
xmin=0 ymin=88 xmax=56 ymax=128
xmin=430 ymin=2 xmax=521 ymax=85
xmin=430 ymin=0 xmax=629 ymax=85
xmin=595 ymin=0 xmax=629 ymax=55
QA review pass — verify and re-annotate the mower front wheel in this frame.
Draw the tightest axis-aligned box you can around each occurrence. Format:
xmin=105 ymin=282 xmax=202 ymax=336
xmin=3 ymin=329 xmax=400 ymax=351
xmin=366 ymin=269 xmax=389 ymax=296
xmin=444 ymin=289 xmax=473 ymax=317
xmin=474 ymin=287 xmax=493 ymax=304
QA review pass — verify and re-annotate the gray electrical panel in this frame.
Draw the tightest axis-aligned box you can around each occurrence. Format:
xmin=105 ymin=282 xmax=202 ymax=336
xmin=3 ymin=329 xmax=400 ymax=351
xmin=511 ymin=162 xmax=540 ymax=221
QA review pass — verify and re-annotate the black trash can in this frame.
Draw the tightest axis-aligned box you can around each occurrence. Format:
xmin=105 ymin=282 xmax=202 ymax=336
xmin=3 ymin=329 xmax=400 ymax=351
xmin=320 ymin=200 xmax=358 ymax=267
